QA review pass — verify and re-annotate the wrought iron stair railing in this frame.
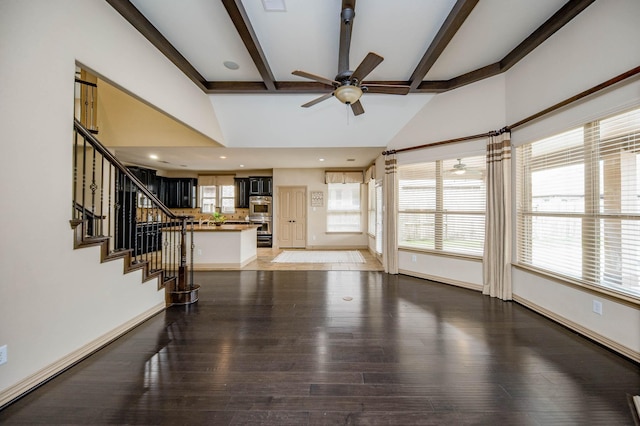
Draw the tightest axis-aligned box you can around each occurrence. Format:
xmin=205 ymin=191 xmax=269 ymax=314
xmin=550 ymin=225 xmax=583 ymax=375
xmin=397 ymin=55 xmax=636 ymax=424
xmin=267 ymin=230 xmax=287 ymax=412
xmin=71 ymin=119 xmax=198 ymax=305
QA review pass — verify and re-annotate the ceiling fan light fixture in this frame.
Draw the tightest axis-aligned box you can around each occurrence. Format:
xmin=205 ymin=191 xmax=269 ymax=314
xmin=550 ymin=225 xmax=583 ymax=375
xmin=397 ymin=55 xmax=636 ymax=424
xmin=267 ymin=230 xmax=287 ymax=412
xmin=452 ymin=159 xmax=467 ymax=175
xmin=334 ymin=85 xmax=362 ymax=104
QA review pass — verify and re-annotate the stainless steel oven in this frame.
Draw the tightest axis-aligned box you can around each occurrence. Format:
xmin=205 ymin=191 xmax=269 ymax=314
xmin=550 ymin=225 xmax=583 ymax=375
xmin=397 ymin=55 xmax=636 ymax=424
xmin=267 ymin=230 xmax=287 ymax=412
xmin=251 ymin=219 xmax=272 ymax=235
xmin=249 ymin=196 xmax=272 ymax=220
xmin=251 ymin=218 xmax=272 ymax=247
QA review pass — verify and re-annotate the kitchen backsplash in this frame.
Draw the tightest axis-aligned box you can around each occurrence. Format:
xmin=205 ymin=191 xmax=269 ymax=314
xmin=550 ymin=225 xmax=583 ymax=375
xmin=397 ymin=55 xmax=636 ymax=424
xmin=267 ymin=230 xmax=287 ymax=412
xmin=136 ymin=208 xmax=250 ymax=222
xmin=169 ymin=208 xmax=250 ymax=221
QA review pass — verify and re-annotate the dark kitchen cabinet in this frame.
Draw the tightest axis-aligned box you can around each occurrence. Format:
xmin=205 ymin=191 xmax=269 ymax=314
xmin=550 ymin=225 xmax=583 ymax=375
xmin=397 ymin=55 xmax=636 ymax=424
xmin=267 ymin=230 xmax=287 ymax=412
xmin=135 ymin=222 xmax=162 ymax=255
xmin=127 ymin=167 xmax=196 ymax=208
xmin=249 ymin=176 xmax=272 ymax=196
xmin=235 ymin=178 xmax=250 ymax=208
xmin=128 ymin=166 xmax=158 ymax=195
xmin=161 ymin=177 xmax=196 ymax=208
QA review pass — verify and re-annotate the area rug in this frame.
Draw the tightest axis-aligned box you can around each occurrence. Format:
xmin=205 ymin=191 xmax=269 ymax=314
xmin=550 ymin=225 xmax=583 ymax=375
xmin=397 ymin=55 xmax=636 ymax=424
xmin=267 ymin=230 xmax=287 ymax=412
xmin=272 ymin=250 xmax=365 ymax=263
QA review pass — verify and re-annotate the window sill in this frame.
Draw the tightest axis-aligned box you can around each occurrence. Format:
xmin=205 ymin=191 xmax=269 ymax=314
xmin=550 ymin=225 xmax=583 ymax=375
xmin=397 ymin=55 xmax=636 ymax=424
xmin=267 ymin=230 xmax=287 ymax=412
xmin=326 ymin=232 xmax=363 ymax=235
xmin=398 ymin=246 xmax=482 ymax=262
xmin=513 ymin=263 xmax=640 ymax=307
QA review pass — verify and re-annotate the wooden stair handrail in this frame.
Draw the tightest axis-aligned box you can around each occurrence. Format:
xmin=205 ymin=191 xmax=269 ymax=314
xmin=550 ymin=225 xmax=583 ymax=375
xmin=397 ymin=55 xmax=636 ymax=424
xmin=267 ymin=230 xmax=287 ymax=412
xmin=74 ymin=119 xmax=189 ymax=220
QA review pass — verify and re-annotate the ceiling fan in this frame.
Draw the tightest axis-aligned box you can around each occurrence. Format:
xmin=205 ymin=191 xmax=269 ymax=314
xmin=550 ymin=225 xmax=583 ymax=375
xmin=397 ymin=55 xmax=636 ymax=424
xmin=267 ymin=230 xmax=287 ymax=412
xmin=445 ymin=159 xmax=485 ymax=179
xmin=292 ymin=2 xmax=410 ymax=116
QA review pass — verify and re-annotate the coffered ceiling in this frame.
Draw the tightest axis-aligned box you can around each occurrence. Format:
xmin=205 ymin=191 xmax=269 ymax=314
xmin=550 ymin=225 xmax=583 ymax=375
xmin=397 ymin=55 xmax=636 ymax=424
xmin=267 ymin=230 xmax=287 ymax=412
xmin=104 ymin=0 xmax=593 ymax=171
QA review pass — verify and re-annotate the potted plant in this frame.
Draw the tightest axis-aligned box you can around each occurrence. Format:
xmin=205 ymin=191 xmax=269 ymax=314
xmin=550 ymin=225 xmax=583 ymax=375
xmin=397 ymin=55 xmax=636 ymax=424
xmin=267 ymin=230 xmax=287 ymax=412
xmin=211 ymin=211 xmax=226 ymax=226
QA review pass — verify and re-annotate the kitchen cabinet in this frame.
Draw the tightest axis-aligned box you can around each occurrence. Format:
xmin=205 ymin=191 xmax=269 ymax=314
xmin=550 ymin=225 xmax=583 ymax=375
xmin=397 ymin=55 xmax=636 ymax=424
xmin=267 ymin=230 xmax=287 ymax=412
xmin=127 ymin=166 xmax=196 ymax=208
xmin=235 ymin=178 xmax=250 ymax=208
xmin=249 ymin=176 xmax=272 ymax=196
xmin=135 ymin=222 xmax=162 ymax=255
xmin=162 ymin=178 xmax=196 ymax=208
xmin=128 ymin=166 xmax=158 ymax=195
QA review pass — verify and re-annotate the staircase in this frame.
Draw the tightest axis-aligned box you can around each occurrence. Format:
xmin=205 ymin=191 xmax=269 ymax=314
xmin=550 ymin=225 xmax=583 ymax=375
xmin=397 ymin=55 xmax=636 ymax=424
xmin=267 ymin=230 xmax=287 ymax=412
xmin=71 ymin=119 xmax=199 ymax=306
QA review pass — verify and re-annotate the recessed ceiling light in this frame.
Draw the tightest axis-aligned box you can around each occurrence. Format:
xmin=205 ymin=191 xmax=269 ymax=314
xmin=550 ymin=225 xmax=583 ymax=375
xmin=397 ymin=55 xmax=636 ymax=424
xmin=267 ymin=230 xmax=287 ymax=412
xmin=319 ymin=158 xmax=325 ymax=162
xmin=239 ymin=164 xmax=245 ymax=168
xmin=220 ymin=156 xmax=227 ymax=159
xmin=223 ymin=61 xmax=239 ymax=70
xmin=262 ymin=0 xmax=286 ymax=12
xmin=149 ymin=154 xmax=158 ymax=160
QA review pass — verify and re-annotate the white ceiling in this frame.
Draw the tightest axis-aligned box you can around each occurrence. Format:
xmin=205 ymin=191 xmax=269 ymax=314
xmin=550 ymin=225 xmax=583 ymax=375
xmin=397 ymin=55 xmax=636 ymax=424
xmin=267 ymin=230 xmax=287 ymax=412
xmin=108 ymin=0 xmax=572 ymax=172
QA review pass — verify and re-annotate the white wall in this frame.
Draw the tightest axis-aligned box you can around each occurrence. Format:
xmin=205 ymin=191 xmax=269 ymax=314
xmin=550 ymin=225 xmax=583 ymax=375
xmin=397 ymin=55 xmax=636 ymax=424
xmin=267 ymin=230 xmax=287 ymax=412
xmin=388 ymin=74 xmax=506 ymax=151
xmin=505 ymin=0 xmax=640 ymax=127
xmin=504 ymin=0 xmax=640 ymax=361
xmin=0 ymin=0 xmax=223 ymax=403
xmin=513 ymin=269 xmax=640 ymax=360
xmin=273 ymin=169 xmax=369 ymax=249
xmin=385 ymin=0 xmax=640 ymax=360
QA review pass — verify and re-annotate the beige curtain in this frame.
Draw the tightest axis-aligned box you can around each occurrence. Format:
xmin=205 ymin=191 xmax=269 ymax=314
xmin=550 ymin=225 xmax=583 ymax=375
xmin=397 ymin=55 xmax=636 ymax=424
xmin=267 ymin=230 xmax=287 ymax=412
xmin=325 ymin=171 xmax=364 ymax=184
xmin=384 ymin=153 xmax=398 ymax=274
xmin=483 ymin=131 xmax=512 ymax=300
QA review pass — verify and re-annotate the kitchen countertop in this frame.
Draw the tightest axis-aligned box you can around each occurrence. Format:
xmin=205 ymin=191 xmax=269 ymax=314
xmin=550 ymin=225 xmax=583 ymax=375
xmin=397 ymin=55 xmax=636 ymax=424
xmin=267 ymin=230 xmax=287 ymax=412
xmin=189 ymin=224 xmax=258 ymax=232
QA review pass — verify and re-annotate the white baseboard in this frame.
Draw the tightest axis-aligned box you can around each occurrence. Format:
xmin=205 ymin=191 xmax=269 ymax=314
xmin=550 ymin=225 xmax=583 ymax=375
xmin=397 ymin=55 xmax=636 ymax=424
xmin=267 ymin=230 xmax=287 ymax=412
xmin=398 ymin=269 xmax=483 ymax=292
xmin=0 ymin=303 xmax=165 ymax=408
xmin=513 ymin=296 xmax=640 ymax=363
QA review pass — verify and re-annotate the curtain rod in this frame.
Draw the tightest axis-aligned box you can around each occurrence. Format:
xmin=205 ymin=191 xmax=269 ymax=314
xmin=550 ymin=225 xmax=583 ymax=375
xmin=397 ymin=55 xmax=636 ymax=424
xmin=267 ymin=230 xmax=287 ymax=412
xmin=383 ymin=65 xmax=640 ymax=156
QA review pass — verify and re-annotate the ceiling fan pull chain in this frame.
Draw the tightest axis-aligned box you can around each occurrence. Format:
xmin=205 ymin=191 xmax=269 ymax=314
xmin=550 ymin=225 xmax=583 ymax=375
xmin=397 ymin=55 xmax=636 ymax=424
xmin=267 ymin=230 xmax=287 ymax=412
xmin=346 ymin=104 xmax=350 ymax=125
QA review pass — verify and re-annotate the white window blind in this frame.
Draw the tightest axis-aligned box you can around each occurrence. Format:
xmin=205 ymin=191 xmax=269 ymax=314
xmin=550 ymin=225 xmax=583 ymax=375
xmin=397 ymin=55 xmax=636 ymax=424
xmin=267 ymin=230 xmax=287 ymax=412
xmin=198 ymin=175 xmax=235 ymax=214
xmin=327 ymin=182 xmax=361 ymax=232
xmin=516 ymin=107 xmax=640 ymax=298
xmin=200 ymin=185 xmax=217 ymax=213
xmin=220 ymin=185 xmax=235 ymax=214
xmin=368 ymin=178 xmax=376 ymax=235
xmin=375 ymin=183 xmax=383 ymax=254
xmin=398 ymin=156 xmax=486 ymax=256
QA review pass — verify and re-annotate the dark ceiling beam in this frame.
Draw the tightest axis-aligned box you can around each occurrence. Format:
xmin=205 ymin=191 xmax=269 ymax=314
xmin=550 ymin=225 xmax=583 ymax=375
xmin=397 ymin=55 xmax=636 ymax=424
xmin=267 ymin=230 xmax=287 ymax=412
xmin=205 ymin=81 xmax=334 ymax=94
xmin=408 ymin=0 xmax=479 ymax=91
xmin=221 ymin=0 xmax=277 ymax=91
xmin=500 ymin=0 xmax=595 ymax=71
xmin=105 ymin=0 xmax=207 ymax=91
xmin=413 ymin=0 xmax=595 ymax=93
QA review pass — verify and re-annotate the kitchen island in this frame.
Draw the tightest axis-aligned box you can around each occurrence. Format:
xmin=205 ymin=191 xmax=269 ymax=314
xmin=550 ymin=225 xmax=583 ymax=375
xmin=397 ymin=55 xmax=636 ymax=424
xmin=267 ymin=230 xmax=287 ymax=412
xmin=168 ymin=223 xmax=258 ymax=270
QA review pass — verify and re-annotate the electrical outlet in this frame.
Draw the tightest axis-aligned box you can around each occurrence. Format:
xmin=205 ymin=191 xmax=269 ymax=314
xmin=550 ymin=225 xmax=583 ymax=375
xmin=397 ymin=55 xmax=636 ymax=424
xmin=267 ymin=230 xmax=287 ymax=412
xmin=0 ymin=345 xmax=7 ymax=365
xmin=411 ymin=254 xmax=417 ymax=262
xmin=197 ymin=249 xmax=202 ymax=256
xmin=593 ymin=300 xmax=603 ymax=315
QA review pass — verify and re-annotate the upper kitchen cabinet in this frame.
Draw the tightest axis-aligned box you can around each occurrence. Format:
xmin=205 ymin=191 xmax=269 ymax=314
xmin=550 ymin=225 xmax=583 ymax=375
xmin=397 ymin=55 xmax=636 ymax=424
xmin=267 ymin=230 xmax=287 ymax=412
xmin=128 ymin=166 xmax=158 ymax=195
xmin=235 ymin=178 xmax=250 ymax=208
xmin=249 ymin=176 xmax=272 ymax=196
xmin=162 ymin=177 xmax=196 ymax=209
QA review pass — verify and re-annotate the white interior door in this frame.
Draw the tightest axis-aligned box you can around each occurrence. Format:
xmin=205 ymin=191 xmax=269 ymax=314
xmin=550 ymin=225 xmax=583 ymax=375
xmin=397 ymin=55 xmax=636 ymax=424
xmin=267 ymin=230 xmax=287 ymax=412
xmin=277 ymin=186 xmax=306 ymax=248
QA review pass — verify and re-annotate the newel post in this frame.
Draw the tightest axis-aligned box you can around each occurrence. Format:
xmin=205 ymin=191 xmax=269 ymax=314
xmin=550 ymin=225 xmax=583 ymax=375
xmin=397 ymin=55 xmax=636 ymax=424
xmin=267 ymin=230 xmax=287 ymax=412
xmin=167 ymin=216 xmax=199 ymax=306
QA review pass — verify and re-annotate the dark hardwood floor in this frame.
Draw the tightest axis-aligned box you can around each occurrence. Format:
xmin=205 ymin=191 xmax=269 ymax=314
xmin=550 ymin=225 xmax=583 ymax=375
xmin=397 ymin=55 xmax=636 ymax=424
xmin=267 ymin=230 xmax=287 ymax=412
xmin=1 ymin=271 xmax=639 ymax=425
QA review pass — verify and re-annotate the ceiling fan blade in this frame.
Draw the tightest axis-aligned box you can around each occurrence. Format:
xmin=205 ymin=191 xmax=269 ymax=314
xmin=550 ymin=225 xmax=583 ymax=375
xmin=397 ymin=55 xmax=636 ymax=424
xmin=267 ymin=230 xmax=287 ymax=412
xmin=292 ymin=70 xmax=339 ymax=87
xmin=350 ymin=100 xmax=365 ymax=116
xmin=362 ymin=84 xmax=410 ymax=95
xmin=301 ymin=92 xmax=334 ymax=108
xmin=350 ymin=52 xmax=383 ymax=83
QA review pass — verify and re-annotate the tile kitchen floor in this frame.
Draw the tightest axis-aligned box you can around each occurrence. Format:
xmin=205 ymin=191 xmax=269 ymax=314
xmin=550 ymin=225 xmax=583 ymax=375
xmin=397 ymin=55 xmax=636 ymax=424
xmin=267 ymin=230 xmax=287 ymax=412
xmin=241 ymin=248 xmax=384 ymax=271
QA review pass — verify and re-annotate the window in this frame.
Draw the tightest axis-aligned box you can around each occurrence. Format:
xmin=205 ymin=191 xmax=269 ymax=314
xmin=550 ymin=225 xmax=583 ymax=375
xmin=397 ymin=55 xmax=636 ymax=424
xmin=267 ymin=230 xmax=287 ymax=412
xmin=376 ymin=183 xmax=383 ymax=254
xmin=368 ymin=178 xmax=376 ymax=236
xmin=219 ymin=185 xmax=235 ymax=214
xmin=398 ymin=156 xmax=486 ymax=256
xmin=199 ymin=184 xmax=235 ymax=214
xmin=327 ymin=182 xmax=361 ymax=232
xmin=200 ymin=185 xmax=217 ymax=213
xmin=516 ymin=107 xmax=640 ymax=298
